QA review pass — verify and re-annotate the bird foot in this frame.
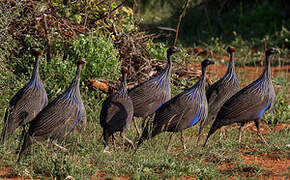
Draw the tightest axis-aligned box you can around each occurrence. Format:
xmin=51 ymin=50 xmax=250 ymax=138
xmin=103 ymin=147 xmax=111 ymax=154
xmin=53 ymin=142 xmax=68 ymax=152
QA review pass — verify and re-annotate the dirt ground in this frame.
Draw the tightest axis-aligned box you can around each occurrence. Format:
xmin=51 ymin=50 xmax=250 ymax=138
xmin=1 ymin=64 xmax=289 ymax=179
xmin=219 ymin=122 xmax=290 ymax=179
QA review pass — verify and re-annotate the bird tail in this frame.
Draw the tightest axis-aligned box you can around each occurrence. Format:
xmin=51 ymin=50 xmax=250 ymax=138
xmin=137 ymin=121 xmax=151 ymax=149
xmin=17 ymin=133 xmax=32 ymax=161
xmin=203 ymin=120 xmax=223 ymax=147
xmin=1 ymin=108 xmax=10 ymax=144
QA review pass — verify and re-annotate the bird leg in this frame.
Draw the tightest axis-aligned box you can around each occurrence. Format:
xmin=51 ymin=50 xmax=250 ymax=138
xmin=255 ymin=120 xmax=269 ymax=146
xmin=219 ymin=126 xmax=226 ymax=139
xmin=103 ymin=130 xmax=111 ymax=153
xmin=103 ymin=136 xmax=110 ymax=153
xmin=196 ymin=120 xmax=204 ymax=146
xmin=120 ymin=131 xmax=135 ymax=150
xmin=16 ymin=126 xmax=27 ymax=153
xmin=238 ymin=122 xmax=245 ymax=147
xmin=133 ymin=117 xmax=141 ymax=138
xmin=180 ymin=131 xmax=186 ymax=150
xmin=167 ymin=133 xmax=174 ymax=151
xmin=52 ymin=140 xmax=68 ymax=152
xmin=112 ymin=134 xmax=117 ymax=150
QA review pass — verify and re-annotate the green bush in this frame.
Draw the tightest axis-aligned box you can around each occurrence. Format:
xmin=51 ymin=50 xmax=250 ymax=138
xmin=71 ymin=34 xmax=120 ymax=80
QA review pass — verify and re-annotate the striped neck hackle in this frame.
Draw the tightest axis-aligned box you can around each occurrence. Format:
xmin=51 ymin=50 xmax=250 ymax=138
xmin=30 ymin=49 xmax=41 ymax=81
xmin=185 ymin=59 xmax=214 ymax=97
xmin=262 ymin=48 xmax=279 ymax=81
xmin=71 ymin=58 xmax=86 ymax=89
xmin=119 ymin=68 xmax=128 ymax=94
xmin=226 ymin=46 xmax=236 ymax=76
xmin=165 ymin=46 xmax=181 ymax=74
xmin=200 ymin=59 xmax=215 ymax=86
xmin=166 ymin=49 xmax=173 ymax=69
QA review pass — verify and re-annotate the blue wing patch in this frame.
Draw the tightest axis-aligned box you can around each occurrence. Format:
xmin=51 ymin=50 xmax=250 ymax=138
xmin=187 ymin=109 xmax=201 ymax=128
xmin=257 ymin=102 xmax=271 ymax=119
xmin=71 ymin=111 xmax=82 ymax=131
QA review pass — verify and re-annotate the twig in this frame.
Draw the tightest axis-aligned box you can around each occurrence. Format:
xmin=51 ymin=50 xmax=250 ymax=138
xmin=204 ymin=7 xmax=212 ymax=35
xmin=142 ymin=26 xmax=176 ymax=32
xmin=96 ymin=0 xmax=129 ymax=21
xmin=42 ymin=14 xmax=52 ymax=61
xmin=173 ymin=0 xmax=191 ymax=46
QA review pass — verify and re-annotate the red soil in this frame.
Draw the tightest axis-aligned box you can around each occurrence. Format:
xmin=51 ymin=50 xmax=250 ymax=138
xmin=2 ymin=56 xmax=289 ymax=179
xmin=207 ymin=64 xmax=290 ymax=86
xmin=241 ymin=151 xmax=289 ymax=179
xmin=217 ymin=122 xmax=290 ymax=179
xmin=0 ymin=167 xmax=23 ymax=180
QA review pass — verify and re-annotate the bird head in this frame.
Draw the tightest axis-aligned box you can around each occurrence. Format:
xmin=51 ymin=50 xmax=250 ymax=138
xmin=266 ymin=48 xmax=280 ymax=56
xmin=121 ymin=67 xmax=128 ymax=75
xmin=202 ymin=59 xmax=215 ymax=67
xmin=77 ymin=58 xmax=86 ymax=65
xmin=227 ymin=46 xmax=235 ymax=53
xmin=167 ymin=46 xmax=181 ymax=56
xmin=30 ymin=48 xmax=42 ymax=57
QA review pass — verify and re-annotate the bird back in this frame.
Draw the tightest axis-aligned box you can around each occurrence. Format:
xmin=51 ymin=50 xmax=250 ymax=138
xmin=152 ymin=81 xmax=208 ymax=135
xmin=28 ymin=87 xmax=82 ymax=140
xmin=129 ymin=67 xmax=171 ymax=117
xmin=2 ymin=66 xmax=47 ymax=142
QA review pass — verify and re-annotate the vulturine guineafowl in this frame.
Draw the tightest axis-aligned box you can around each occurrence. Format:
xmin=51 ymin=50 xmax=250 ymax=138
xmin=18 ymin=58 xmax=87 ymax=160
xmin=137 ymin=59 xmax=215 ymax=150
xmin=1 ymin=49 xmax=48 ymax=144
xmin=76 ymin=92 xmax=87 ymax=132
xmin=197 ymin=46 xmax=240 ymax=144
xmin=128 ymin=46 xmax=181 ymax=137
xmin=203 ymin=48 xmax=279 ymax=147
xmin=100 ymin=68 xmax=134 ymax=152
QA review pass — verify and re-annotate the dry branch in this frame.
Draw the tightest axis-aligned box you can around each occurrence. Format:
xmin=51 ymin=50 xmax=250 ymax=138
xmin=173 ymin=0 xmax=191 ymax=46
xmin=42 ymin=14 xmax=52 ymax=61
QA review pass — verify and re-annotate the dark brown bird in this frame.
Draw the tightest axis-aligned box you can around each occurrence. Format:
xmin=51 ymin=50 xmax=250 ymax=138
xmin=203 ymin=48 xmax=279 ymax=147
xmin=100 ymin=68 xmax=134 ymax=152
xmin=197 ymin=46 xmax=240 ymax=144
xmin=128 ymin=46 xmax=181 ymax=136
xmin=138 ymin=59 xmax=215 ymax=150
xmin=18 ymin=58 xmax=87 ymax=160
xmin=1 ymin=49 xmax=48 ymax=144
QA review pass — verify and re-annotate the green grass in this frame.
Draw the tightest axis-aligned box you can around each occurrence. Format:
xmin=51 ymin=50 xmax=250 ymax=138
xmin=0 ymin=114 xmax=288 ymax=178
xmin=0 ymin=41 xmax=289 ymax=179
xmin=0 ymin=0 xmax=289 ymax=178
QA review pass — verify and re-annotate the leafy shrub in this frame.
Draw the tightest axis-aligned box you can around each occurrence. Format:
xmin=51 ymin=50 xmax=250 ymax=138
xmin=71 ymin=34 xmax=120 ymax=80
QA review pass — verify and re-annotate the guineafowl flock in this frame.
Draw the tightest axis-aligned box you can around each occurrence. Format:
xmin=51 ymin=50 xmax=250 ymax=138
xmin=1 ymin=46 xmax=279 ymax=160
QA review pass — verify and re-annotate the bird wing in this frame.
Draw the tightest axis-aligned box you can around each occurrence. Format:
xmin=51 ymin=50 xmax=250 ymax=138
xmin=207 ymin=77 xmax=240 ymax=107
xmin=206 ymin=80 xmax=221 ymax=105
xmin=100 ymin=97 xmax=110 ymax=128
xmin=75 ymin=98 xmax=87 ymax=131
xmin=153 ymin=94 xmax=202 ymax=133
xmin=29 ymin=99 xmax=80 ymax=138
xmin=216 ymin=86 xmax=270 ymax=122
xmin=100 ymin=95 xmax=133 ymax=132
xmin=129 ymin=83 xmax=166 ymax=115
xmin=4 ymin=84 xmax=47 ymax=132
xmin=206 ymin=77 xmax=240 ymax=120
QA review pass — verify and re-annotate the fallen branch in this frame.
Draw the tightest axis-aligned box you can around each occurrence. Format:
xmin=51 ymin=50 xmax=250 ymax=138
xmin=89 ymin=78 xmax=117 ymax=94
